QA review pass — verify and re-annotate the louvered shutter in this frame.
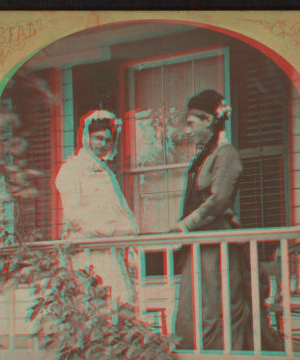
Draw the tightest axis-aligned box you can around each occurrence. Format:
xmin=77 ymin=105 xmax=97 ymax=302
xmin=9 ymin=69 xmax=54 ymax=240
xmin=236 ymin=50 xmax=289 ymax=230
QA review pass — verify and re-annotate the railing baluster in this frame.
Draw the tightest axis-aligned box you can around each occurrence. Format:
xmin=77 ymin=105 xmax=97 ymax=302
xmin=192 ymin=243 xmax=201 ymax=353
xmin=9 ymin=290 xmax=14 ymax=350
xmin=136 ymin=246 xmax=144 ymax=318
xmin=83 ymin=248 xmax=89 ymax=268
xmin=165 ymin=247 xmax=172 ymax=336
xmin=110 ymin=247 xmax=118 ymax=324
xmin=33 ymin=336 xmax=39 ymax=351
xmin=221 ymin=242 xmax=231 ymax=354
xmin=250 ymin=240 xmax=261 ymax=355
xmin=281 ymin=238 xmax=293 ymax=356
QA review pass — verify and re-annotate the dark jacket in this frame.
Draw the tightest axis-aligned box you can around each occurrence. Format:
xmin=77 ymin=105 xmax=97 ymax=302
xmin=179 ymin=143 xmax=242 ymax=232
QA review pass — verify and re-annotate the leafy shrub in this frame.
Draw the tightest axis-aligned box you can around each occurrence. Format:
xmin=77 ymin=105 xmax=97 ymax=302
xmin=0 ymin=233 xmax=178 ymax=360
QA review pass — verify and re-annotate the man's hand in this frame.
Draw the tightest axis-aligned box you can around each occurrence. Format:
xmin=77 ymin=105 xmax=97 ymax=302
xmin=168 ymin=222 xmax=187 ymax=234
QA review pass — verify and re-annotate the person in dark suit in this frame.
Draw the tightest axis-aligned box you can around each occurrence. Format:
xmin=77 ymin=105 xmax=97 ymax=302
xmin=171 ymin=89 xmax=283 ymax=351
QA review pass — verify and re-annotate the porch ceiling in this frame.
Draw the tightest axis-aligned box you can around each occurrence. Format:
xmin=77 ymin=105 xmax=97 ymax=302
xmin=25 ymin=22 xmax=194 ymax=69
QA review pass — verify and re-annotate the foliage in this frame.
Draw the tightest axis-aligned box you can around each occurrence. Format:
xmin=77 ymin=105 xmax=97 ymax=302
xmin=0 ymin=233 xmax=178 ymax=360
xmin=0 ymin=109 xmax=42 ymax=200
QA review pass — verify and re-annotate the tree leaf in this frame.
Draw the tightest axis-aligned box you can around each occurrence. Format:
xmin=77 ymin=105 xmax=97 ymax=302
xmin=88 ymin=265 xmax=94 ymax=276
xmin=42 ymin=339 xmax=56 ymax=351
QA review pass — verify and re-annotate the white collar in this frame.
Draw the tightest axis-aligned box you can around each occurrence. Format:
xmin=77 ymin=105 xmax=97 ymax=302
xmin=77 ymin=148 xmax=106 ymax=172
xmin=217 ymin=130 xmax=229 ymax=146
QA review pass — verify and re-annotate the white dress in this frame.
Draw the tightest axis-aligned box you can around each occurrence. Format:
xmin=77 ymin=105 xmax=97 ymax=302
xmin=55 ymin=148 xmax=138 ymax=304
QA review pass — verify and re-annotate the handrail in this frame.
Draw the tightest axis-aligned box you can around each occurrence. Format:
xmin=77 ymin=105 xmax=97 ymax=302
xmin=1 ymin=226 xmax=300 ymax=252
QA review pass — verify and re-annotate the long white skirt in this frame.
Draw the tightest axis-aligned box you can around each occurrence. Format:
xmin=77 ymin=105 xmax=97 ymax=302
xmin=72 ymin=247 xmax=134 ymax=305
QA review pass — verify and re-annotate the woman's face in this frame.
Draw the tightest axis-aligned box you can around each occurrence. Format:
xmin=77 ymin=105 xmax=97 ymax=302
xmin=184 ymin=113 xmax=212 ymax=146
xmin=89 ymin=129 xmax=113 ymax=158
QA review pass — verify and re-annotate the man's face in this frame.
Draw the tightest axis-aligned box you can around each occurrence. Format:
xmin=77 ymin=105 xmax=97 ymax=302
xmin=184 ymin=113 xmax=212 ymax=146
xmin=89 ymin=129 xmax=113 ymax=158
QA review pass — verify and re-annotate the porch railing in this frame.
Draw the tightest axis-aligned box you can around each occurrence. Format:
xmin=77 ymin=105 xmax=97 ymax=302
xmin=1 ymin=226 xmax=300 ymax=360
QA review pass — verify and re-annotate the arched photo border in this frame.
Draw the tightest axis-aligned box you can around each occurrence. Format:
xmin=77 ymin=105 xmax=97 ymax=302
xmin=0 ymin=11 xmax=300 ymax=94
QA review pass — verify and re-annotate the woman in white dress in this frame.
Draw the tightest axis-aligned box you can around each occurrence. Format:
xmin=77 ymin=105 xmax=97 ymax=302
xmin=55 ymin=109 xmax=138 ymax=306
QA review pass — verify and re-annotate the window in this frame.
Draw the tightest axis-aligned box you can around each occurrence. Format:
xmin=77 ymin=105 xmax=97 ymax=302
xmin=122 ymin=47 xmax=229 ymax=234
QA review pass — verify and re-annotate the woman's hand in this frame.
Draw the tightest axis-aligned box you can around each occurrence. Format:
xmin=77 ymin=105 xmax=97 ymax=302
xmin=168 ymin=227 xmax=180 ymax=233
xmin=111 ymin=229 xmax=134 ymax=237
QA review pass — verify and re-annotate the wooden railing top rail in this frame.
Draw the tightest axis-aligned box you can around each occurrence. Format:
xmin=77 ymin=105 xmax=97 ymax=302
xmin=1 ymin=226 xmax=300 ymax=252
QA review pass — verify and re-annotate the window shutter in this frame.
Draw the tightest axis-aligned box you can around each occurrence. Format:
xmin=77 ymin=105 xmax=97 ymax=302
xmin=9 ymin=69 xmax=53 ymax=239
xmin=239 ymin=155 xmax=286 ymax=228
xmin=237 ymin=50 xmax=289 ymax=229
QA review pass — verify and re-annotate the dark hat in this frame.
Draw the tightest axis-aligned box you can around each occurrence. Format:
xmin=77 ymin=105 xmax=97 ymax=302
xmin=187 ymin=89 xmax=224 ymax=115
